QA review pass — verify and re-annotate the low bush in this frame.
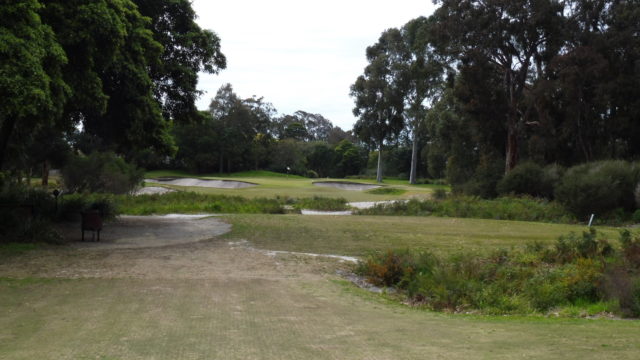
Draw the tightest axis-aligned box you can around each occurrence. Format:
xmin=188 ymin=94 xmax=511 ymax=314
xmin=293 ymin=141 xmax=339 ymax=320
xmin=555 ymin=160 xmax=639 ymax=219
xmin=0 ymin=183 xmax=117 ymax=243
xmin=62 ymin=152 xmax=144 ymax=194
xmin=497 ymin=162 xmax=548 ymax=198
xmin=357 ymin=196 xmax=574 ymax=223
xmin=116 ymin=191 xmax=284 ymax=215
xmin=292 ymin=196 xmax=348 ymax=211
xmin=366 ymin=187 xmax=406 ymax=196
xmin=356 ymin=229 xmax=640 ymax=317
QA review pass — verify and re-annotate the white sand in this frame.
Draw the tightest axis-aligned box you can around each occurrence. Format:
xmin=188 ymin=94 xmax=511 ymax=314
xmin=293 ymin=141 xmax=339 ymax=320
xmin=300 ymin=210 xmax=353 ymax=216
xmin=134 ymin=186 xmax=175 ymax=196
xmin=348 ymin=200 xmax=405 ymax=209
xmin=146 ymin=178 xmax=257 ymax=189
xmin=312 ymin=181 xmax=381 ymax=191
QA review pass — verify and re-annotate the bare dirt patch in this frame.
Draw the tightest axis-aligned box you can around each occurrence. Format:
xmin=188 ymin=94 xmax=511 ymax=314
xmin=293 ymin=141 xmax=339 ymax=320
xmin=55 ymin=214 xmax=229 ymax=250
xmin=147 ymin=177 xmax=257 ymax=189
xmin=313 ymin=181 xmax=381 ymax=191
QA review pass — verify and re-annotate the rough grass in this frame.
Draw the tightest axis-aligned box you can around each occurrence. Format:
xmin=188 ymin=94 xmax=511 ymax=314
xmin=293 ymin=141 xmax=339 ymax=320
xmin=366 ymin=187 xmax=407 ymax=196
xmin=222 ymin=214 xmax=617 ymax=256
xmin=358 ymin=196 xmax=575 ymax=223
xmin=292 ymin=196 xmax=348 ymax=211
xmin=116 ymin=192 xmax=284 ymax=215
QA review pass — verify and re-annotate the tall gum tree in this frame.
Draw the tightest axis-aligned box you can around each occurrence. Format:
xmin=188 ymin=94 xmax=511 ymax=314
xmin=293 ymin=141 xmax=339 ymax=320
xmin=351 ymin=29 xmax=406 ymax=183
xmin=433 ymin=0 xmax=565 ymax=173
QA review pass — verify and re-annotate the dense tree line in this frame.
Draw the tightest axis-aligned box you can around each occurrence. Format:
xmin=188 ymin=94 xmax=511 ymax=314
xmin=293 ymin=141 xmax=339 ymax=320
xmin=352 ymin=0 xmax=640 ymax=189
xmin=167 ymin=84 xmax=365 ymax=177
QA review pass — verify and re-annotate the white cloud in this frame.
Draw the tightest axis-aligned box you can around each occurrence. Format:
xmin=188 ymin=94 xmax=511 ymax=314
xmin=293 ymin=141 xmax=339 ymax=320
xmin=192 ymin=0 xmax=436 ymax=130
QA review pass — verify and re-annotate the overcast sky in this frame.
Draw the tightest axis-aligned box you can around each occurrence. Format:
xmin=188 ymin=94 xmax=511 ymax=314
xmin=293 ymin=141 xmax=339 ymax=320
xmin=191 ymin=0 xmax=436 ymax=130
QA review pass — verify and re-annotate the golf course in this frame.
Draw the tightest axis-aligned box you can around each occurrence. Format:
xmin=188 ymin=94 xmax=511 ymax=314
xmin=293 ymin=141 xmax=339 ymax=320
xmin=1 ymin=172 xmax=639 ymax=360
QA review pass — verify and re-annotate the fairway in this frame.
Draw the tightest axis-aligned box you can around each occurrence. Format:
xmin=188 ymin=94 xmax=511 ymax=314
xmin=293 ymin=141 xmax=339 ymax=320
xmin=223 ymin=214 xmax=617 ymax=256
xmin=1 ymin=214 xmax=638 ymax=359
xmin=143 ymin=170 xmax=439 ymax=202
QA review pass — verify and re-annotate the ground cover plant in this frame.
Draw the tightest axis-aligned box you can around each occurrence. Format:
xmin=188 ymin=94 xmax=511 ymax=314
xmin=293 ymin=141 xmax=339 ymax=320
xmin=357 ymin=229 xmax=640 ymax=318
xmin=357 ymin=196 xmax=575 ymax=223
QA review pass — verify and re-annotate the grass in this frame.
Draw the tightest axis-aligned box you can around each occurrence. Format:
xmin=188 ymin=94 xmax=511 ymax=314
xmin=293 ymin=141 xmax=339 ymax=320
xmin=292 ymin=196 xmax=348 ymax=211
xmin=0 ymin=243 xmax=38 ymax=258
xmin=222 ymin=214 xmax=618 ymax=256
xmin=366 ymin=187 xmax=407 ymax=196
xmin=116 ymin=192 xmax=284 ymax=215
xmin=143 ymin=170 xmax=438 ymax=202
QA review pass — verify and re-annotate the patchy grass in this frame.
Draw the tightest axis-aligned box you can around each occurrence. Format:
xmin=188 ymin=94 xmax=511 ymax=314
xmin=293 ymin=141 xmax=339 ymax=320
xmin=222 ymin=214 xmax=617 ymax=256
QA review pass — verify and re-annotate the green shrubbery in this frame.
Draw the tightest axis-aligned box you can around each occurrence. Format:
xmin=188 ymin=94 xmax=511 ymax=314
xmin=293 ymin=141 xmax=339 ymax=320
xmin=356 ymin=229 xmax=640 ymax=317
xmin=292 ymin=196 xmax=348 ymax=211
xmin=357 ymin=196 xmax=574 ymax=223
xmin=116 ymin=191 xmax=285 ymax=215
xmin=0 ymin=183 xmax=117 ymax=243
xmin=555 ymin=160 xmax=640 ymax=218
xmin=62 ymin=152 xmax=144 ymax=194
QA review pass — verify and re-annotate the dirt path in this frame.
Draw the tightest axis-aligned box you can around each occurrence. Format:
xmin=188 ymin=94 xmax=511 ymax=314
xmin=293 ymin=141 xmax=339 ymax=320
xmin=1 ymin=216 xmax=639 ymax=359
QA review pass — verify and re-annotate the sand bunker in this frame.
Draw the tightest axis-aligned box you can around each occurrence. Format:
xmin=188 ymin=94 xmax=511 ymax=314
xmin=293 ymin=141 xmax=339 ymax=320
xmin=146 ymin=177 xmax=257 ymax=189
xmin=134 ymin=186 xmax=175 ymax=196
xmin=312 ymin=181 xmax=381 ymax=191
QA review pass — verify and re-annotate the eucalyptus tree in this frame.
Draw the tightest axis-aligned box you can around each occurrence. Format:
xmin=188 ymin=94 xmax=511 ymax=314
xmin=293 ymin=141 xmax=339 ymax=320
xmin=351 ymin=28 xmax=407 ymax=183
xmin=433 ymin=0 xmax=565 ymax=173
xmin=400 ymin=16 xmax=447 ymax=184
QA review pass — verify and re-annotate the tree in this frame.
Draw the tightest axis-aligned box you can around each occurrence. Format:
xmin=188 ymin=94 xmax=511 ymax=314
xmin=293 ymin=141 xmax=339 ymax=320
xmin=0 ymin=0 xmax=68 ymax=170
xmin=400 ymin=16 xmax=446 ymax=184
xmin=351 ymin=28 xmax=407 ymax=183
xmin=133 ymin=0 xmax=226 ymax=122
xmin=433 ymin=0 xmax=565 ymax=173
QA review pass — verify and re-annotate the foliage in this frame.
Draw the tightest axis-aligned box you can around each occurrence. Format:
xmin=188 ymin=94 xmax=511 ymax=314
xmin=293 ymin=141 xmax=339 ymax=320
xmin=292 ymin=196 xmax=348 ymax=211
xmin=366 ymin=187 xmax=406 ymax=196
xmin=62 ymin=152 xmax=143 ymax=194
xmin=497 ymin=162 xmax=553 ymax=198
xmin=555 ymin=160 xmax=639 ymax=218
xmin=357 ymin=196 xmax=574 ymax=223
xmin=357 ymin=229 xmax=640 ymax=317
xmin=116 ymin=191 xmax=284 ymax=215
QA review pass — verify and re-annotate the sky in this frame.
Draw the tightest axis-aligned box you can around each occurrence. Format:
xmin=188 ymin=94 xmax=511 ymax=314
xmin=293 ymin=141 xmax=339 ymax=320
xmin=191 ymin=0 xmax=437 ymax=130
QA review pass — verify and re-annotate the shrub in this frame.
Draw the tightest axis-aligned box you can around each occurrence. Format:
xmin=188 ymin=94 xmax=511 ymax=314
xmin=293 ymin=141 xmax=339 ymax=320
xmin=355 ymin=229 xmax=640 ymax=317
xmin=432 ymin=188 xmax=447 ymax=200
xmin=305 ymin=170 xmax=319 ymax=179
xmin=292 ymin=196 xmax=347 ymax=211
xmin=62 ymin=152 xmax=144 ymax=194
xmin=555 ymin=160 xmax=639 ymax=218
xmin=497 ymin=162 xmax=547 ymax=198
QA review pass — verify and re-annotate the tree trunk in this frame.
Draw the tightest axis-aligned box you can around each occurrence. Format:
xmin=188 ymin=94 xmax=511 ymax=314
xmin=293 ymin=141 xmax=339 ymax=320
xmin=505 ymin=122 xmax=518 ymax=174
xmin=42 ymin=160 xmax=50 ymax=187
xmin=0 ymin=116 xmax=17 ymax=170
xmin=409 ymin=129 xmax=418 ymax=184
xmin=376 ymin=146 xmax=383 ymax=183
xmin=219 ymin=151 xmax=224 ymax=173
